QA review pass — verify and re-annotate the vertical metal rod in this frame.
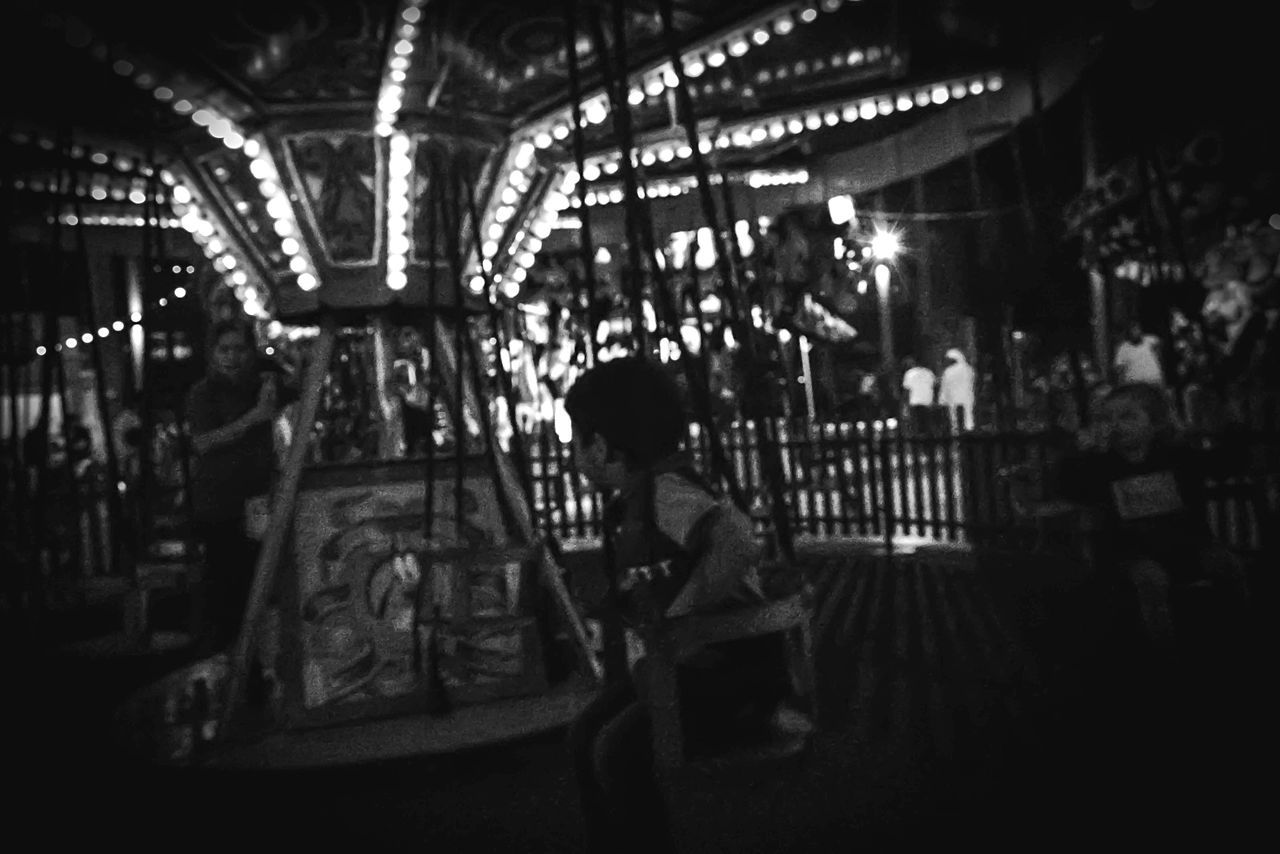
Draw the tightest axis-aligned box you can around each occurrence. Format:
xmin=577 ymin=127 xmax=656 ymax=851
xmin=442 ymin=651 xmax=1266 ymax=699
xmin=561 ymin=0 xmax=602 ymax=363
xmin=799 ymin=335 xmax=817 ymax=424
xmin=586 ymin=7 xmax=648 ymax=354
xmin=422 ymin=145 xmax=440 ymax=540
xmin=69 ymin=157 xmax=124 ymax=577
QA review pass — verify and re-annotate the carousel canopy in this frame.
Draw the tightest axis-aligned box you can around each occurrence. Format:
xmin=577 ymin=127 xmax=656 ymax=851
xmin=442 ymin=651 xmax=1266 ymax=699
xmin=3 ymin=0 xmax=1080 ymax=322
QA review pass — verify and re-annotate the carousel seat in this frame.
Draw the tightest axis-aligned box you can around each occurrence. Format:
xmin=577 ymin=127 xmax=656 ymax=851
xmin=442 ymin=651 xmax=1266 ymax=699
xmin=641 ymin=592 xmax=818 ymax=774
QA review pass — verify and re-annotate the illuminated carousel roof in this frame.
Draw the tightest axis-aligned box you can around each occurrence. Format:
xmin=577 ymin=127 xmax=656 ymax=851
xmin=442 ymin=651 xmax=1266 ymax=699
xmin=4 ymin=0 xmax=1033 ymax=322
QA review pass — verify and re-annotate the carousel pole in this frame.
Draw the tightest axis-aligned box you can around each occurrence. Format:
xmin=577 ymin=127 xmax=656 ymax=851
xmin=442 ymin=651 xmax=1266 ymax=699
xmin=218 ymin=316 xmax=336 ymax=742
xmin=136 ymin=145 xmax=159 ymax=554
xmin=29 ymin=132 xmax=68 ymax=618
xmin=422 ymin=146 xmax=442 ymax=539
xmin=443 ymin=153 xmax=468 ymax=540
xmin=562 ymin=0 xmax=603 ymax=364
xmin=4 ymin=179 xmax=37 ymax=613
xmin=586 ymin=7 xmax=650 ymax=355
xmin=461 ymin=158 xmax=538 ymax=524
xmin=51 ymin=288 xmax=85 ymax=582
xmin=685 ymin=233 xmax=712 ymax=393
xmin=657 ymin=0 xmax=795 ymax=561
xmin=69 ymin=160 xmax=125 ymax=578
xmin=48 ymin=139 xmax=86 ymax=587
xmin=450 ymin=158 xmax=602 ymax=684
xmin=587 ymin=4 xmax=747 ymax=513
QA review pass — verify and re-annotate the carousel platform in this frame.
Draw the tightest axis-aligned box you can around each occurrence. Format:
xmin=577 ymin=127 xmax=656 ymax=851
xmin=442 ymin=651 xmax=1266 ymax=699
xmin=207 ymin=674 xmax=596 ymax=770
xmin=7 ymin=538 xmax=1270 ymax=851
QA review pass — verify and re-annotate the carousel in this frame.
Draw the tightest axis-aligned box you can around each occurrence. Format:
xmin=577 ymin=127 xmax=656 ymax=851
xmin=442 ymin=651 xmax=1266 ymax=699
xmin=2 ymin=0 xmax=1030 ymax=768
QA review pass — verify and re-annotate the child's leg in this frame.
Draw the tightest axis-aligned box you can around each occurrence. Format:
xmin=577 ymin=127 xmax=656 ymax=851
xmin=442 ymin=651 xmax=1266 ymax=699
xmin=1122 ymin=558 xmax=1176 ymax=653
xmin=568 ymin=682 xmax=674 ymax=853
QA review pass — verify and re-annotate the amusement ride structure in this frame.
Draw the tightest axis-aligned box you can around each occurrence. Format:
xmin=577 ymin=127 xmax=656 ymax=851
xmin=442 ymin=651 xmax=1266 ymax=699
xmin=2 ymin=0 xmax=1047 ymax=766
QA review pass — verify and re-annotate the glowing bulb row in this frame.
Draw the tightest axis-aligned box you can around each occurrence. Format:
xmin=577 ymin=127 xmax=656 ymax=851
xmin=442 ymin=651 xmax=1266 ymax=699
xmin=6 ymin=131 xmax=157 ymax=176
xmin=385 ymin=132 xmax=413 ymax=290
xmin=480 ymin=168 xmax=577 ymax=298
xmin=570 ymin=169 xmax=806 ymax=207
xmin=751 ymin=43 xmax=892 ymax=89
xmin=375 ymin=0 xmax=430 ymax=136
xmin=744 ymin=169 xmax=809 ymax=188
xmin=56 ymin=213 xmax=182 ymax=229
xmin=244 ymin=138 xmax=320 ymax=292
xmin=581 ymin=72 xmax=1003 ymax=172
xmin=575 ymin=180 xmax=693 ymax=207
xmin=15 ymin=174 xmax=169 ymax=206
xmin=525 ymin=1 xmax=848 ymax=153
xmin=470 ymin=140 xmax=541 ymax=286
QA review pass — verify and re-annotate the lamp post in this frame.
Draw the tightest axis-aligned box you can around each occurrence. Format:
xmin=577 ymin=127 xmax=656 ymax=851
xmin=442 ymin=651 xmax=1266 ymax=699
xmin=870 ymin=226 xmax=900 ymax=374
xmin=874 ymin=263 xmax=895 ymax=373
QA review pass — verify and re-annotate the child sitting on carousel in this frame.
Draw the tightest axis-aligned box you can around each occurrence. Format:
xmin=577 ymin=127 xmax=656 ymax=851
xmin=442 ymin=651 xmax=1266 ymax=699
xmin=1055 ymin=382 xmax=1251 ymax=664
xmin=564 ymin=356 xmax=795 ymax=854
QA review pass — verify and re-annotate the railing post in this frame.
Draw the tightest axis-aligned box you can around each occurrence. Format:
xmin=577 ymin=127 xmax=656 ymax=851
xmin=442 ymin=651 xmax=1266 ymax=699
xmin=879 ymin=424 xmax=895 ymax=556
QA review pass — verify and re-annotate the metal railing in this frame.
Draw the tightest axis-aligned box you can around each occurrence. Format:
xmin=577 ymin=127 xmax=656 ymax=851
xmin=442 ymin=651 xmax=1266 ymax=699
xmin=523 ymin=419 xmax=1279 ymax=558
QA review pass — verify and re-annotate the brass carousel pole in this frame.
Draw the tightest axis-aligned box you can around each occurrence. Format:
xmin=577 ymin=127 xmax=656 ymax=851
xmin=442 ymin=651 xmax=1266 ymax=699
xmin=422 ymin=145 xmax=441 ymax=537
xmin=69 ymin=156 xmax=125 ymax=578
xmin=460 ymin=154 xmax=603 ymax=685
xmin=586 ymin=7 xmax=649 ymax=356
xmin=657 ymin=0 xmax=795 ymax=561
xmin=588 ymin=0 xmax=747 ymax=514
xmin=562 ymin=0 xmax=603 ymax=365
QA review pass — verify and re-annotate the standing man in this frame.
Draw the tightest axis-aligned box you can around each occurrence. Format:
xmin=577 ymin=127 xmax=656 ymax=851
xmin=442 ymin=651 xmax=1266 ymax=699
xmin=939 ymin=348 xmax=977 ymax=432
xmin=1113 ymin=321 xmax=1166 ymax=388
xmin=185 ymin=319 xmax=281 ymax=653
xmin=900 ymin=356 xmax=937 ymax=432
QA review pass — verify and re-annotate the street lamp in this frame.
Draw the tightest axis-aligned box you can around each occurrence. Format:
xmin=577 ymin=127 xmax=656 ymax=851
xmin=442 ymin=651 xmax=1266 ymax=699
xmin=870 ymin=225 xmax=901 ymax=372
xmin=870 ymin=226 xmax=900 ymax=261
xmin=874 ymin=262 xmax=895 ymax=372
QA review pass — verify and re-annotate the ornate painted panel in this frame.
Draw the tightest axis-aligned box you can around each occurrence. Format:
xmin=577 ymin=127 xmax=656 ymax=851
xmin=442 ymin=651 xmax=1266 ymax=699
xmin=284 ymin=131 xmax=383 ymax=266
xmin=284 ymin=459 xmax=546 ymax=727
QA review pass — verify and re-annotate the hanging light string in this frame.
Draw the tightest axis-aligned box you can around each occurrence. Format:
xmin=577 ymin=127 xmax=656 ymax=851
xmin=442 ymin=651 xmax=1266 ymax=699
xmin=27 ymin=261 xmax=205 ymax=361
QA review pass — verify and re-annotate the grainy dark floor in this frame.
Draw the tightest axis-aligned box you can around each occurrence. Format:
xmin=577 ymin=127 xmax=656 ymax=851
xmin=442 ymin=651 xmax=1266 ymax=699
xmin=5 ymin=541 xmax=1271 ymax=852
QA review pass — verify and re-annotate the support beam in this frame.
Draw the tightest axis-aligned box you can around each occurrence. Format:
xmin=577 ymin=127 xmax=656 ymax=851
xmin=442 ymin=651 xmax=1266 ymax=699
xmin=217 ymin=318 xmax=336 ymax=742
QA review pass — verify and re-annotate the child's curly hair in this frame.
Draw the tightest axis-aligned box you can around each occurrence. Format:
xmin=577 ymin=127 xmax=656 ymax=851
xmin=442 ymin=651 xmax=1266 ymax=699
xmin=564 ymin=357 xmax=686 ymax=469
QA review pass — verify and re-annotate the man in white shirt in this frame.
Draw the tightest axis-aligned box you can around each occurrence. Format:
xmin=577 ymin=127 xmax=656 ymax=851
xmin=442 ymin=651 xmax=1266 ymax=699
xmin=938 ymin=348 xmax=977 ymax=431
xmin=901 ymin=356 xmax=937 ymax=432
xmin=1113 ymin=322 xmax=1166 ymax=387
